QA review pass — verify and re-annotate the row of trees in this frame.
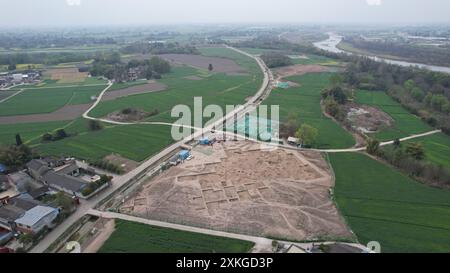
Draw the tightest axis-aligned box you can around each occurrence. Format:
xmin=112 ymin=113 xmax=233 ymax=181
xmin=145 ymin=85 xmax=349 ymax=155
xmin=279 ymin=114 xmax=319 ymax=147
xmin=41 ymin=129 xmax=68 ymax=143
xmin=121 ymin=42 xmax=200 ymax=55
xmin=260 ymin=52 xmax=293 ymax=68
xmin=343 ymin=36 xmax=450 ymax=67
xmin=366 ymin=138 xmax=449 ymax=187
xmin=325 ymin=54 xmax=450 ymax=135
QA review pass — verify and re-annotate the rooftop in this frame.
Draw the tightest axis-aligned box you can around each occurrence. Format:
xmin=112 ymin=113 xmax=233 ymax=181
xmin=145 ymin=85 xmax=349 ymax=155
xmin=42 ymin=171 xmax=86 ymax=193
xmin=15 ymin=206 xmax=58 ymax=227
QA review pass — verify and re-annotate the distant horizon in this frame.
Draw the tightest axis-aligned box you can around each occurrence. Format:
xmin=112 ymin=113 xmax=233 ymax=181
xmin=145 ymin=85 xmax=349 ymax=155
xmin=1 ymin=0 xmax=450 ymax=28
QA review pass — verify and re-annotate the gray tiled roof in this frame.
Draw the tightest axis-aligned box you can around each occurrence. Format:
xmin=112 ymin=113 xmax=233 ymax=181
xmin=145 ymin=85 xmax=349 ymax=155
xmin=42 ymin=171 xmax=86 ymax=193
xmin=26 ymin=159 xmax=47 ymax=172
xmin=9 ymin=196 xmax=42 ymax=211
xmin=56 ymin=163 xmax=79 ymax=175
xmin=0 ymin=205 xmax=24 ymax=221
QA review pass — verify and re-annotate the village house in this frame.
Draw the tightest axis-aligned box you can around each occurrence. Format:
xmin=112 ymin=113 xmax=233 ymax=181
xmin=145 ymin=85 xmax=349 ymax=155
xmin=14 ymin=205 xmax=59 ymax=234
xmin=26 ymin=159 xmax=109 ymax=199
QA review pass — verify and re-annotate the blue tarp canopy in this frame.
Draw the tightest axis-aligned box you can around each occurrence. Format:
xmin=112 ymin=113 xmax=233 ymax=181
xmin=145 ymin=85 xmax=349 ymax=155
xmin=199 ymin=138 xmax=210 ymax=145
xmin=0 ymin=164 xmax=7 ymax=173
xmin=179 ymin=150 xmax=190 ymax=160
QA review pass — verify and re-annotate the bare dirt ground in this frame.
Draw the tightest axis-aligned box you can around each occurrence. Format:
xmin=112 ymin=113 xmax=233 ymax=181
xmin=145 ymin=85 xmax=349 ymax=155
xmin=44 ymin=68 xmax=88 ymax=83
xmin=119 ymin=141 xmax=352 ymax=241
xmin=103 ymin=82 xmax=167 ymax=101
xmin=159 ymin=54 xmax=247 ymax=74
xmin=344 ymin=103 xmax=394 ymax=133
xmin=274 ymin=64 xmax=330 ymax=78
xmin=104 ymin=154 xmax=139 ymax=172
xmin=0 ymin=103 xmax=91 ymax=124
xmin=82 ymin=219 xmax=115 ymax=253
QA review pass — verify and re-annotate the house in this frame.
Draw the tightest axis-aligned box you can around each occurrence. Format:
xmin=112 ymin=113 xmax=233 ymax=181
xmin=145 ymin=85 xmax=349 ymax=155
xmin=12 ymin=74 xmax=23 ymax=83
xmin=55 ymin=162 xmax=81 ymax=177
xmin=14 ymin=205 xmax=59 ymax=234
xmin=26 ymin=159 xmax=50 ymax=181
xmin=26 ymin=159 xmax=107 ymax=199
xmin=41 ymin=171 xmax=87 ymax=198
xmin=29 ymin=186 xmax=51 ymax=200
xmin=8 ymin=171 xmax=40 ymax=194
xmin=0 ymin=205 xmax=23 ymax=231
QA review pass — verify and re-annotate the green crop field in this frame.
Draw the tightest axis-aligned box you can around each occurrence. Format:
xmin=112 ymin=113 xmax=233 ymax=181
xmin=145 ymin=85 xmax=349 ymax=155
xmin=264 ymin=73 xmax=355 ymax=149
xmin=99 ymin=219 xmax=255 ymax=253
xmin=0 ymin=120 xmax=70 ymax=145
xmin=36 ymin=123 xmax=174 ymax=162
xmin=199 ymin=47 xmax=263 ymax=76
xmin=108 ymin=79 xmax=148 ymax=91
xmin=0 ymin=90 xmax=16 ymax=101
xmin=330 ymin=152 xmax=450 ymax=253
xmin=394 ymin=133 xmax=450 ymax=170
xmin=89 ymin=48 xmax=263 ymax=123
xmin=0 ymin=84 xmax=107 ymax=116
xmin=239 ymin=47 xmax=283 ymax=55
xmin=355 ymin=90 xmax=432 ymax=141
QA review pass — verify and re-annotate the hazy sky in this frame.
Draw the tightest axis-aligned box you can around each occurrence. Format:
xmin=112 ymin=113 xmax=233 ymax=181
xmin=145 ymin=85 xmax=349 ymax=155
xmin=1 ymin=0 xmax=450 ymax=27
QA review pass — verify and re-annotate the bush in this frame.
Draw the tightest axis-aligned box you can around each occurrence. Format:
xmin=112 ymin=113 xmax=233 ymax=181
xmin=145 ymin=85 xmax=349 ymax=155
xmin=90 ymin=159 xmax=125 ymax=174
xmin=88 ymin=120 xmax=103 ymax=131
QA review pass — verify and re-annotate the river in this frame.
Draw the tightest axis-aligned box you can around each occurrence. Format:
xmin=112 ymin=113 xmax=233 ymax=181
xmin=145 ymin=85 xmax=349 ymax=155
xmin=313 ymin=34 xmax=450 ymax=74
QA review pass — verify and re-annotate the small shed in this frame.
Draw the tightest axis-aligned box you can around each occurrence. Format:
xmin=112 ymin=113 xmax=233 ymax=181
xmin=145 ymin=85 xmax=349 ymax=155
xmin=287 ymin=137 xmax=299 ymax=145
xmin=277 ymin=82 xmax=290 ymax=89
xmin=179 ymin=150 xmax=190 ymax=161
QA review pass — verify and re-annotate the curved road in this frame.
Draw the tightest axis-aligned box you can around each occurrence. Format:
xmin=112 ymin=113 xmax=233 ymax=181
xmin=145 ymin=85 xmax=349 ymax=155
xmin=30 ymin=45 xmax=442 ymax=253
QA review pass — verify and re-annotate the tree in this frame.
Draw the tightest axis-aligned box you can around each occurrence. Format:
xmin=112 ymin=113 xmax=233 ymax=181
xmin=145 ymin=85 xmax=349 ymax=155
xmin=295 ymin=124 xmax=318 ymax=147
xmin=404 ymin=79 xmax=415 ymax=91
xmin=15 ymin=134 xmax=23 ymax=146
xmin=55 ymin=129 xmax=68 ymax=140
xmin=208 ymin=63 xmax=214 ymax=72
xmin=366 ymin=138 xmax=380 ymax=155
xmin=405 ymin=142 xmax=425 ymax=160
xmin=324 ymin=97 xmax=342 ymax=120
xmin=411 ymin=87 xmax=425 ymax=102
xmin=393 ymin=138 xmax=401 ymax=148
xmin=41 ymin=133 xmax=53 ymax=142
xmin=88 ymin=120 xmax=103 ymax=131
xmin=431 ymin=94 xmax=448 ymax=112
xmin=0 ymin=144 xmax=32 ymax=170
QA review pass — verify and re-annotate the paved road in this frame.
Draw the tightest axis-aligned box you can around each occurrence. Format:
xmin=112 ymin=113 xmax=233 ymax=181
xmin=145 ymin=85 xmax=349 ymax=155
xmin=87 ymin=209 xmax=274 ymax=253
xmin=30 ymin=46 xmax=272 ymax=253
